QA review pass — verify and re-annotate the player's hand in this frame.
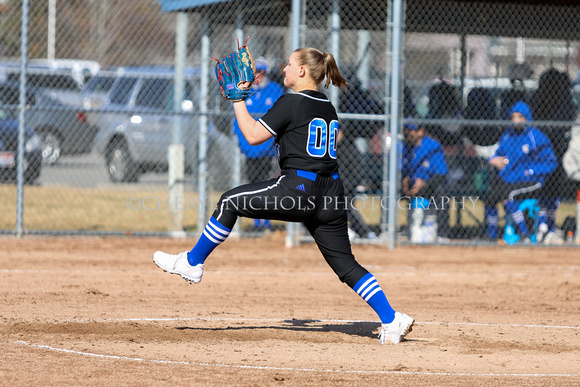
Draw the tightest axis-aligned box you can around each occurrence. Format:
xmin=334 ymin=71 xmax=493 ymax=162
xmin=213 ymin=38 xmax=258 ymax=102
xmin=410 ymin=178 xmax=426 ymax=196
xmin=489 ymin=156 xmax=507 ymax=170
xmin=402 ymin=177 xmax=411 ymax=196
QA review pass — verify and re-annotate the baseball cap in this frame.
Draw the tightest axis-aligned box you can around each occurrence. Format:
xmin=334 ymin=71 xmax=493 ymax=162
xmin=255 ymin=57 xmax=271 ymax=73
xmin=404 ymin=117 xmax=419 ymax=130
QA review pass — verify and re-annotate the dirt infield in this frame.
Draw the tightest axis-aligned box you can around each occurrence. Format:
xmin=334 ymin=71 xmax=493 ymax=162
xmin=1 ymin=235 xmax=579 ymax=386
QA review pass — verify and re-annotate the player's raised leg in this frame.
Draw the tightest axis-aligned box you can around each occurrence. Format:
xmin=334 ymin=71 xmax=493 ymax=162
xmin=153 ymin=216 xmax=231 ymax=283
xmin=153 ymin=178 xmax=284 ymax=283
xmin=152 ymin=251 xmax=204 ymax=284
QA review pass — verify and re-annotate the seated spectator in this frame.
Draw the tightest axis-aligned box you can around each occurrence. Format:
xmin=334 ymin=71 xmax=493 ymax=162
xmin=531 ymin=68 xmax=576 ymax=244
xmin=401 ymin=121 xmax=449 ymax=242
xmin=338 ymin=76 xmax=383 ymax=239
xmin=482 ymin=101 xmax=557 ymax=243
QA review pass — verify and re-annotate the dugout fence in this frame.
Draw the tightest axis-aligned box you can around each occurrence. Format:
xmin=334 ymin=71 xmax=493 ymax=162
xmin=1 ymin=0 xmax=579 ymax=247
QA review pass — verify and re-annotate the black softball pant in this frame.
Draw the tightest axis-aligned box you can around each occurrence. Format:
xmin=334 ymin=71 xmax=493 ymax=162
xmin=481 ymin=170 xmax=543 ymax=206
xmin=211 ymin=169 xmax=369 ymax=287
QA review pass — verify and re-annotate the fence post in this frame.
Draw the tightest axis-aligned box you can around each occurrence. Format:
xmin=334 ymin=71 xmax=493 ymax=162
xmin=576 ymin=189 xmax=580 ymax=244
xmin=197 ymin=14 xmax=211 ymax=235
xmin=168 ymin=12 xmax=188 ymax=236
xmin=231 ymin=12 xmax=245 ymax=237
xmin=285 ymin=0 xmax=303 ymax=248
xmin=16 ymin=0 xmax=30 ymax=238
xmin=386 ymin=0 xmax=404 ymax=249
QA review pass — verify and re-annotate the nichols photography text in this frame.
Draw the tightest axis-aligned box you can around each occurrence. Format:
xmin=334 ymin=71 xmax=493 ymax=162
xmin=126 ymin=195 xmax=480 ymax=212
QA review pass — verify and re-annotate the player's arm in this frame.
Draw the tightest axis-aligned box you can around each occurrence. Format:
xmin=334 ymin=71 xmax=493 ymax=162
xmin=232 ymin=100 xmax=273 ymax=145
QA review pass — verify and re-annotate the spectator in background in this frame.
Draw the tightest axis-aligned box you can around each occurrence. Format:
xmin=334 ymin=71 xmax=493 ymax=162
xmin=337 ymin=76 xmax=383 ymax=239
xmin=483 ymin=101 xmax=557 ymax=243
xmin=403 ymin=84 xmax=416 ymax=118
xmin=400 ymin=120 xmax=449 ymax=242
xmin=462 ymin=87 xmax=503 ymax=147
xmin=426 ymin=80 xmax=463 ymax=148
xmin=531 ymin=68 xmax=577 ymax=244
xmin=233 ymin=57 xmax=285 ymax=230
xmin=500 ymin=62 xmax=534 ymax=121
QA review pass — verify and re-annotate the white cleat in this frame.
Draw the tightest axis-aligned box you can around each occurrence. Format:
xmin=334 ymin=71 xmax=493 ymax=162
xmin=544 ymin=230 xmax=564 ymax=245
xmin=152 ymin=251 xmax=204 ymax=284
xmin=378 ymin=312 xmax=415 ymax=344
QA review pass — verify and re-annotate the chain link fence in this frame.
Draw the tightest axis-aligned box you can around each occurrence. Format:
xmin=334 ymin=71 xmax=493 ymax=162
xmin=1 ymin=0 xmax=579 ymax=246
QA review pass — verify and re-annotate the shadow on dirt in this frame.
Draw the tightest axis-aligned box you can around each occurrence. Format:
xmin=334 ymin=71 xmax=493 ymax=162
xmin=176 ymin=319 xmax=381 ymax=340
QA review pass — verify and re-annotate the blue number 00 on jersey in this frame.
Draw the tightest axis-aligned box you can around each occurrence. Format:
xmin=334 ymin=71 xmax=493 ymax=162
xmin=306 ymin=118 xmax=339 ymax=159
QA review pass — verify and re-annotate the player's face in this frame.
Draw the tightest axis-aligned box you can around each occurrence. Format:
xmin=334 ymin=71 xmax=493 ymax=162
xmin=510 ymin=112 xmax=527 ymax=132
xmin=283 ymin=52 xmax=300 ymax=90
xmin=404 ymin=127 xmax=423 ymax=145
xmin=510 ymin=112 xmax=526 ymax=123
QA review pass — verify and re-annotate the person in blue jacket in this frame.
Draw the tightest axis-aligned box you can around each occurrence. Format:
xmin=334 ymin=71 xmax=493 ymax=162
xmin=401 ymin=120 xmax=449 ymax=239
xmin=233 ymin=57 xmax=285 ymax=229
xmin=483 ymin=100 xmax=557 ymax=242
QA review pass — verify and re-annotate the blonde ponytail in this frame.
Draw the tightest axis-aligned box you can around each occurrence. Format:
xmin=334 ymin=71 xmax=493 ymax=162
xmin=295 ymin=48 xmax=348 ymax=91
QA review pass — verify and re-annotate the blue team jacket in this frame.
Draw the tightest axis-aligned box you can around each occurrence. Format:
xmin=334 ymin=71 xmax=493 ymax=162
xmin=491 ymin=101 xmax=557 ymax=184
xmin=233 ymin=80 xmax=285 ymax=159
xmin=401 ymin=136 xmax=448 ymax=182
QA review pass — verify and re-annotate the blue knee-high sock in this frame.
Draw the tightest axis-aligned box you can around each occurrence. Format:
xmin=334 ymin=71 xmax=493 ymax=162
xmin=504 ymin=200 xmax=529 ymax=237
xmin=187 ymin=216 xmax=231 ymax=265
xmin=537 ymin=209 xmax=548 ymax=228
xmin=538 ymin=196 xmax=549 ymax=227
xmin=352 ymin=273 xmax=396 ymax=324
xmin=485 ymin=206 xmax=499 ymax=240
xmin=253 ymin=219 xmax=272 ymax=228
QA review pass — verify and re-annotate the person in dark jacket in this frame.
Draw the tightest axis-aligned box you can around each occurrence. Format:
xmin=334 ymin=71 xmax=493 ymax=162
xmin=337 ymin=77 xmax=384 ymax=239
xmin=483 ymin=101 xmax=558 ymax=242
xmin=426 ymin=81 xmax=463 ymax=148
xmin=531 ymin=69 xmax=577 ymax=243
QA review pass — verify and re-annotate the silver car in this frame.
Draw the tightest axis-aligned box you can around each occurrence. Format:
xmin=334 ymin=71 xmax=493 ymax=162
xmin=0 ymin=83 xmax=99 ymax=164
xmin=93 ymin=66 xmax=233 ymax=188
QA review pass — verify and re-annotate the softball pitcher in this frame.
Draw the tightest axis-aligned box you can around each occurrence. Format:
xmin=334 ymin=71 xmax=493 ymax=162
xmin=153 ymin=46 xmax=414 ymax=344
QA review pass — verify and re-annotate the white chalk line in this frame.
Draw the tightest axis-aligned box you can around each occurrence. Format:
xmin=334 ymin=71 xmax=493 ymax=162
xmin=13 ymin=340 xmax=579 ymax=378
xmin=1 ymin=268 xmax=579 ymax=278
xmin=57 ymin=316 xmax=580 ymax=330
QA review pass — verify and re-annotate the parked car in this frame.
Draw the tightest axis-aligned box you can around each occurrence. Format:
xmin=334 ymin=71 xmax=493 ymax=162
xmin=0 ymin=59 xmax=100 ymax=106
xmin=28 ymin=58 xmax=100 ymax=86
xmin=79 ymin=67 xmax=127 ymax=127
xmin=80 ymin=67 xmax=123 ymax=111
xmin=93 ymin=66 xmax=233 ymax=187
xmin=0 ymin=108 xmax=42 ymax=184
xmin=0 ymin=83 xmax=100 ymax=164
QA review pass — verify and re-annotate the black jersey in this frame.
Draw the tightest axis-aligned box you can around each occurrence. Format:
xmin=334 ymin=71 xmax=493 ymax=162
xmin=259 ymin=90 xmax=339 ymax=175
